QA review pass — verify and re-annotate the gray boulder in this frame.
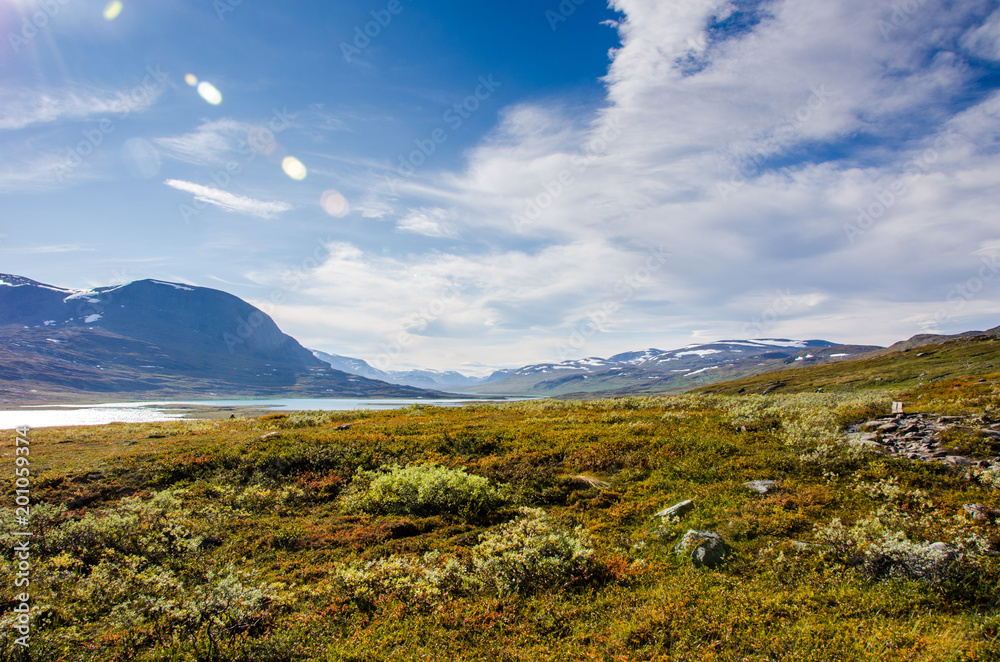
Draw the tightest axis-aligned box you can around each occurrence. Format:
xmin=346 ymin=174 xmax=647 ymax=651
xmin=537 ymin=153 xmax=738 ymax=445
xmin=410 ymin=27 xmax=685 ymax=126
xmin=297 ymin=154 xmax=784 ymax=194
xmin=652 ymin=499 xmax=694 ymax=519
xmin=744 ymin=480 xmax=778 ymax=495
xmin=676 ymin=530 xmax=729 ymax=569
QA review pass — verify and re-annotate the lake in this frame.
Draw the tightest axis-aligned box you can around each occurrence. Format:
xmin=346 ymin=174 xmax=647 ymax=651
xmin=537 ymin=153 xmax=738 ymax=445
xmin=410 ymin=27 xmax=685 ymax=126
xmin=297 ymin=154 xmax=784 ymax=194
xmin=0 ymin=397 xmax=516 ymax=429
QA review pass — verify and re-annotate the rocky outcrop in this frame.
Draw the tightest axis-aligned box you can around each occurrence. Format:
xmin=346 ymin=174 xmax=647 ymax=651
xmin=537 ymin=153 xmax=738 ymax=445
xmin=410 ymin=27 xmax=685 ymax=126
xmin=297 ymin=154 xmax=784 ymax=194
xmin=964 ymin=503 xmax=1000 ymax=521
xmin=844 ymin=413 xmax=998 ymax=468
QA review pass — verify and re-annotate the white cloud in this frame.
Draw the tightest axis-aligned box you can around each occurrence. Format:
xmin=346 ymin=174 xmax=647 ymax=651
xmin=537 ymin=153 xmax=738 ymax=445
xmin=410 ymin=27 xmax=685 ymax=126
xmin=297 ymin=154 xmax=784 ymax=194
xmin=396 ymin=209 xmax=456 ymax=238
xmin=164 ymin=179 xmax=293 ymax=218
xmin=961 ymin=8 xmax=1000 ymax=61
xmin=0 ymin=83 xmax=163 ymax=131
xmin=265 ymin=0 xmax=1000 ymax=370
xmin=0 ymin=244 xmax=97 ymax=254
xmin=154 ymin=119 xmax=254 ymax=166
xmin=0 ymin=152 xmax=76 ymax=193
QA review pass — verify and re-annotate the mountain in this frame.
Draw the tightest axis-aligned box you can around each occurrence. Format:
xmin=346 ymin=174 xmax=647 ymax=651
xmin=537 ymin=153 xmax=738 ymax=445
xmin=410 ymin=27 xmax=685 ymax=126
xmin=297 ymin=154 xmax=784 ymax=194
xmin=693 ymin=327 xmax=1000 ymax=396
xmin=311 ymin=350 xmax=501 ymax=390
xmin=455 ymin=339 xmax=884 ymax=396
xmin=0 ymin=275 xmax=445 ymax=404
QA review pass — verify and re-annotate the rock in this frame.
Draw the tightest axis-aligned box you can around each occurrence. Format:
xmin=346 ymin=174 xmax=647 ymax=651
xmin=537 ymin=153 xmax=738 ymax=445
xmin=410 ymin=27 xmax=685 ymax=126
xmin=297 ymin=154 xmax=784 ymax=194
xmin=653 ymin=499 xmax=694 ymax=519
xmin=744 ymin=480 xmax=778 ymax=495
xmin=964 ymin=503 xmax=1000 ymax=521
xmin=335 ymin=423 xmax=356 ymax=430
xmin=260 ymin=432 xmax=281 ymax=441
xmin=937 ymin=416 xmax=964 ymax=424
xmin=791 ymin=541 xmax=812 ymax=551
xmin=946 ymin=456 xmax=973 ymax=466
xmin=878 ymin=423 xmax=899 ymax=432
xmin=861 ymin=421 xmax=883 ymax=430
xmin=676 ymin=530 xmax=729 ymax=569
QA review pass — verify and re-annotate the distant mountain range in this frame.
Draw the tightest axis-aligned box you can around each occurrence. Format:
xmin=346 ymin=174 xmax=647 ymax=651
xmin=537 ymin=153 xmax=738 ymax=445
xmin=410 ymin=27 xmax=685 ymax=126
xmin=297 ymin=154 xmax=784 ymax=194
xmin=310 ymin=350 xmax=513 ymax=389
xmin=438 ymin=339 xmax=885 ymax=396
xmin=0 ymin=274 xmax=444 ymax=404
xmin=2 ymin=272 xmax=994 ymax=405
xmin=312 ymin=339 xmax=889 ymax=395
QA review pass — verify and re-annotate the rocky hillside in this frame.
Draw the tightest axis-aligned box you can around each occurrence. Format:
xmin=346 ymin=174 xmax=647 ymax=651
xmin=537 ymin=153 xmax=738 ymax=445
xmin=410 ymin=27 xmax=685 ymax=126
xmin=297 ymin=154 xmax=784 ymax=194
xmin=0 ymin=275 xmax=443 ymax=404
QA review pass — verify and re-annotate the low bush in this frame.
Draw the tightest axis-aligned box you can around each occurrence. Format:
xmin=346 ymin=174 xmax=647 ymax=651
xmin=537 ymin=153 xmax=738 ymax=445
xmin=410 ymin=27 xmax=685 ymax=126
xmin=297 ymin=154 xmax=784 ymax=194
xmin=341 ymin=463 xmax=509 ymax=519
xmin=30 ymin=491 xmax=203 ymax=565
xmin=815 ymin=502 xmax=990 ymax=584
xmin=472 ymin=507 xmax=593 ymax=596
xmin=334 ymin=551 xmax=469 ymax=606
xmin=333 ymin=508 xmax=595 ymax=603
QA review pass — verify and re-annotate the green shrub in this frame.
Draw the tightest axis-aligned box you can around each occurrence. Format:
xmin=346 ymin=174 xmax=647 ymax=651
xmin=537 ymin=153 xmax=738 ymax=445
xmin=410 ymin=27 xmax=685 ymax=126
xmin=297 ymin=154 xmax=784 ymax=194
xmin=975 ymin=465 xmax=1000 ymax=490
xmin=815 ymin=500 xmax=990 ymax=584
xmin=472 ymin=507 xmax=593 ymax=596
xmin=342 ymin=464 xmax=509 ymax=519
xmin=46 ymin=491 xmax=203 ymax=564
xmin=334 ymin=551 xmax=470 ymax=606
xmin=333 ymin=508 xmax=594 ymax=603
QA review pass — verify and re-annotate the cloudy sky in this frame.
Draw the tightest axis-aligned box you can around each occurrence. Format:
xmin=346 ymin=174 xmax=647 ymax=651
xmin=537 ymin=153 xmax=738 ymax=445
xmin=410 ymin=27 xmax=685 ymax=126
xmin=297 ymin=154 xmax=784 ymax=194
xmin=2 ymin=0 xmax=1000 ymax=375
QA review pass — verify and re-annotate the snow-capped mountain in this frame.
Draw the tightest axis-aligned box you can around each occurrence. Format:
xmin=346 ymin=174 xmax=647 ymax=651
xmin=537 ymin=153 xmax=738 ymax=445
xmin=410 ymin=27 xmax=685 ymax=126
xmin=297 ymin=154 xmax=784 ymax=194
xmin=458 ymin=339 xmax=883 ymax=396
xmin=0 ymin=274 xmax=443 ymax=403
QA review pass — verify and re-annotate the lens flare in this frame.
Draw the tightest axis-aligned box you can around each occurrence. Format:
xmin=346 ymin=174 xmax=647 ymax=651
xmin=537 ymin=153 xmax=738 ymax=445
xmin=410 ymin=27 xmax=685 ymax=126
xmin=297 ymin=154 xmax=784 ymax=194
xmin=103 ymin=1 xmax=123 ymax=20
xmin=282 ymin=156 xmax=307 ymax=180
xmin=121 ymin=138 xmax=160 ymax=179
xmin=184 ymin=73 xmax=198 ymax=87
xmin=320 ymin=190 xmax=350 ymax=217
xmin=247 ymin=126 xmax=276 ymax=155
xmin=197 ymin=81 xmax=222 ymax=105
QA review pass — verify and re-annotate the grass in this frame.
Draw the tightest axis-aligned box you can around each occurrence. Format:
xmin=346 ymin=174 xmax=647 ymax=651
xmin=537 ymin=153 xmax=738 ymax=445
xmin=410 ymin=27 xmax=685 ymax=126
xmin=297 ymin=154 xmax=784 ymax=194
xmin=1 ymin=384 xmax=998 ymax=660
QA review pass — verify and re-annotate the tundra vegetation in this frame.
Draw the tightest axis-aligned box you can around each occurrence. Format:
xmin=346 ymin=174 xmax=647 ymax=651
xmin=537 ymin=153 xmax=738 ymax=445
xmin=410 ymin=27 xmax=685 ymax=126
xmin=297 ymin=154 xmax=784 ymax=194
xmin=1 ymin=372 xmax=999 ymax=660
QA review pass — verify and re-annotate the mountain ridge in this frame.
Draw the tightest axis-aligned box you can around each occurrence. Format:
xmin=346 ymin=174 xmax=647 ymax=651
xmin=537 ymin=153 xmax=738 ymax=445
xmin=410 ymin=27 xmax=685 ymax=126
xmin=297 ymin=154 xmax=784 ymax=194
xmin=0 ymin=274 xmax=446 ymax=404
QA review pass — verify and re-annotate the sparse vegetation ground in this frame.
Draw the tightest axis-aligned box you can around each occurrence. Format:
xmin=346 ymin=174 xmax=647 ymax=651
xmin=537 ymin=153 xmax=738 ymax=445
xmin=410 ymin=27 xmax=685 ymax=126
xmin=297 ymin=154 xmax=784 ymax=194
xmin=1 ymin=377 xmax=999 ymax=660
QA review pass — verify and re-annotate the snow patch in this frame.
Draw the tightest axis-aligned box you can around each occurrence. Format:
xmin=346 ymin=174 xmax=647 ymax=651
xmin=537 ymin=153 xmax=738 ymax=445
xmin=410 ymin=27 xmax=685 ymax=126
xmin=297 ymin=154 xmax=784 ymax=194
xmin=150 ymin=280 xmax=195 ymax=291
xmin=84 ymin=314 xmax=102 ymax=324
xmin=830 ymin=353 xmax=850 ymax=358
xmin=63 ymin=291 xmax=100 ymax=303
xmin=686 ymin=366 xmax=719 ymax=376
xmin=43 ymin=320 xmax=55 ymax=326
xmin=751 ymin=339 xmax=808 ymax=348
xmin=675 ymin=349 xmax=722 ymax=358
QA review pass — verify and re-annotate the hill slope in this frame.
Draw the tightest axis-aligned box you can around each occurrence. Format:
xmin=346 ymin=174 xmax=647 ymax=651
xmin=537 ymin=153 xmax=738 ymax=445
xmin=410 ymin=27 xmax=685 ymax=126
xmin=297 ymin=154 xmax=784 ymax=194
xmin=693 ymin=331 xmax=1000 ymax=396
xmin=0 ymin=275 xmax=443 ymax=404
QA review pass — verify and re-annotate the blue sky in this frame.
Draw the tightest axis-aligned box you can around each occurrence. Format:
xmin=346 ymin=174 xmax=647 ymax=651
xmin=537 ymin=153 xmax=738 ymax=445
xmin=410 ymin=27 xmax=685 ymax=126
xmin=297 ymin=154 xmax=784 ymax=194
xmin=3 ymin=0 xmax=1000 ymax=375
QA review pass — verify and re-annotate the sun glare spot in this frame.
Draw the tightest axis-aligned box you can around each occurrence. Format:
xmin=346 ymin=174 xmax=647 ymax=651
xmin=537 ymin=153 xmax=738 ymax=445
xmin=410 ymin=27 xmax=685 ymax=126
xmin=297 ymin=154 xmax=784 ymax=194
xmin=184 ymin=73 xmax=198 ymax=87
xmin=197 ymin=81 xmax=223 ymax=105
xmin=247 ymin=127 xmax=277 ymax=155
xmin=321 ymin=190 xmax=349 ymax=217
xmin=121 ymin=138 xmax=160 ymax=179
xmin=282 ymin=156 xmax=307 ymax=180
xmin=103 ymin=1 xmax=123 ymax=20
